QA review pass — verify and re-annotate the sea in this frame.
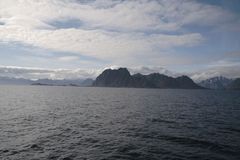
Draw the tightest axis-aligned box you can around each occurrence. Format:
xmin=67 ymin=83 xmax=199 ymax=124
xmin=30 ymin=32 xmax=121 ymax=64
xmin=0 ymin=85 xmax=240 ymax=160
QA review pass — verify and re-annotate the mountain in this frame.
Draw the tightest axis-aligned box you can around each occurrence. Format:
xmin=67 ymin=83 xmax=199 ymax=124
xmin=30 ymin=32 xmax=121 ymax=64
xmin=0 ymin=77 xmax=33 ymax=85
xmin=227 ymin=78 xmax=240 ymax=90
xmin=80 ymin=78 xmax=94 ymax=86
xmin=32 ymin=78 xmax=94 ymax=86
xmin=198 ymin=76 xmax=233 ymax=89
xmin=93 ymin=68 xmax=203 ymax=89
xmin=33 ymin=79 xmax=82 ymax=86
xmin=176 ymin=76 xmax=203 ymax=89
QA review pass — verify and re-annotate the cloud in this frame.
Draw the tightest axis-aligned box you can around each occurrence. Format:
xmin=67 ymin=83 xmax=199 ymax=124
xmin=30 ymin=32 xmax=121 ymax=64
xmin=1 ymin=0 xmax=234 ymax=31
xmin=1 ymin=0 xmax=234 ymax=64
xmin=0 ymin=65 xmax=100 ymax=80
xmin=0 ymin=0 xmax=239 ymax=74
xmin=0 ymin=65 xmax=177 ymax=80
xmin=207 ymin=60 xmax=240 ymax=68
xmin=189 ymin=65 xmax=240 ymax=82
xmin=57 ymin=56 xmax=79 ymax=62
xmin=1 ymin=65 xmax=240 ymax=82
xmin=128 ymin=66 xmax=179 ymax=77
xmin=0 ymin=26 xmax=203 ymax=60
xmin=0 ymin=65 xmax=179 ymax=80
xmin=104 ymin=65 xmax=179 ymax=77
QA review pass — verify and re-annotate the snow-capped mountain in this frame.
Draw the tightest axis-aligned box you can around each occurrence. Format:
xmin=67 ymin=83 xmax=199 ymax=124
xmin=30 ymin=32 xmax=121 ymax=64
xmin=198 ymin=76 xmax=233 ymax=89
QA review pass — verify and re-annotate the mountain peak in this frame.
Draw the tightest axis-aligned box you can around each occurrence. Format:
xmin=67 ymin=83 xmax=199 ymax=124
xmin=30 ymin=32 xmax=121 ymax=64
xmin=93 ymin=68 xmax=132 ymax=87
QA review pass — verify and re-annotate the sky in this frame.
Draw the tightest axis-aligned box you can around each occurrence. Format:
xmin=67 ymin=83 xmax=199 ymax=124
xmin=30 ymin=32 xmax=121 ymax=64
xmin=0 ymin=0 xmax=240 ymax=81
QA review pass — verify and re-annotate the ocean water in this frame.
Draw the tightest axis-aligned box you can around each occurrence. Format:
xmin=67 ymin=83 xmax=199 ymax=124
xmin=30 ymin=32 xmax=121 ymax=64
xmin=0 ymin=86 xmax=240 ymax=160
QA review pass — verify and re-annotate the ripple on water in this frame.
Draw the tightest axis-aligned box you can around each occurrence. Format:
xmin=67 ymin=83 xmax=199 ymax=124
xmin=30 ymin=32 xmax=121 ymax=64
xmin=0 ymin=87 xmax=240 ymax=160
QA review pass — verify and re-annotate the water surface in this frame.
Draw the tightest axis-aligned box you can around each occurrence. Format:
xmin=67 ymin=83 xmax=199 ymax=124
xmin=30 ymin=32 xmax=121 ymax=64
xmin=0 ymin=86 xmax=240 ymax=160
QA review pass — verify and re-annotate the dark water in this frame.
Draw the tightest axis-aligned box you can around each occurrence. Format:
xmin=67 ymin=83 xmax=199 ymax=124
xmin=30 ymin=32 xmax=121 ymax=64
xmin=0 ymin=86 xmax=240 ymax=160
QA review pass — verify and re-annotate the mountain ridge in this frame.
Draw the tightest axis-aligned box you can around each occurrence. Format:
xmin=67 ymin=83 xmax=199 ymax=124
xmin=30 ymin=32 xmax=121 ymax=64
xmin=93 ymin=68 xmax=203 ymax=89
xmin=1 ymin=70 xmax=240 ymax=90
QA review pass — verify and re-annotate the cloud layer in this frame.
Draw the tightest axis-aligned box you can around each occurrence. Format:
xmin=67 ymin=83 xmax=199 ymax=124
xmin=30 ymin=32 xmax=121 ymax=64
xmin=1 ymin=65 xmax=240 ymax=82
xmin=0 ymin=0 xmax=234 ymax=62
xmin=0 ymin=0 xmax=239 ymax=79
xmin=0 ymin=66 xmax=100 ymax=80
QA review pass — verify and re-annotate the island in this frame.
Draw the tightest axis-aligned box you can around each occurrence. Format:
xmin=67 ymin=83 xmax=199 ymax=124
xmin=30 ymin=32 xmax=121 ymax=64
xmin=93 ymin=68 xmax=204 ymax=89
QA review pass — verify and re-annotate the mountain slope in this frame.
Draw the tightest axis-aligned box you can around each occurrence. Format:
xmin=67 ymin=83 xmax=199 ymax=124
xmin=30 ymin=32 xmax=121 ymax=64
xmin=176 ymin=76 xmax=202 ymax=89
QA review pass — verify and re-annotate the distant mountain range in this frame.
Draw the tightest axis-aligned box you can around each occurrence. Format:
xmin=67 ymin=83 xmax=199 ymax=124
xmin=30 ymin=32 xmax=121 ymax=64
xmin=1 ymin=68 xmax=240 ymax=90
xmin=198 ymin=76 xmax=240 ymax=90
xmin=32 ymin=78 xmax=93 ymax=86
xmin=0 ymin=77 xmax=33 ymax=85
xmin=0 ymin=77 xmax=93 ymax=87
xmin=198 ymin=76 xmax=233 ymax=89
xmin=93 ymin=68 xmax=203 ymax=89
